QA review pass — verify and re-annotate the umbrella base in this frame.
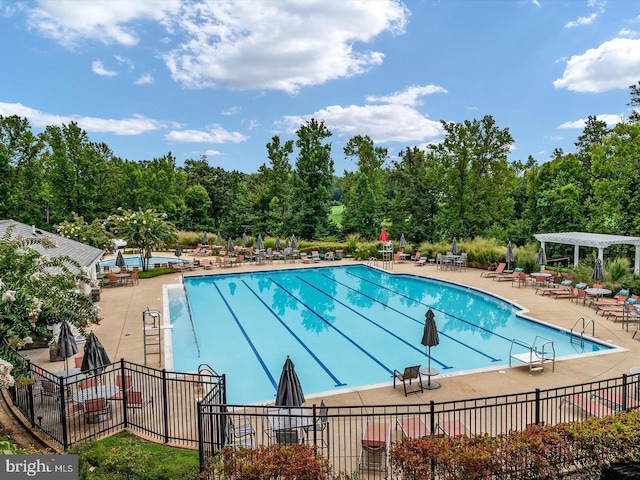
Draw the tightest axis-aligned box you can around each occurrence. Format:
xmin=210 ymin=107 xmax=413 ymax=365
xmin=423 ymin=380 xmax=440 ymax=389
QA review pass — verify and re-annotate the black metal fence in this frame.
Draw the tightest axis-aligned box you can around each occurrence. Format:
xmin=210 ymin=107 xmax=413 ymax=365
xmin=198 ymin=374 xmax=640 ymax=479
xmin=7 ymin=357 xmax=224 ymax=450
xmin=6 ymin=354 xmax=640 ymax=478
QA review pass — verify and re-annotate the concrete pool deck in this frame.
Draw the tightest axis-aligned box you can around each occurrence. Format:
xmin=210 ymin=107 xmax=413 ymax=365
xmin=26 ymin=257 xmax=640 ymax=409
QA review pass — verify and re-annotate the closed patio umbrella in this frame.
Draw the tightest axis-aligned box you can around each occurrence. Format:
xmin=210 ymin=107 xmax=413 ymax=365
xmin=399 ymin=233 xmax=407 ymax=252
xmin=202 ymin=231 xmax=208 ymax=246
xmin=115 ymin=250 xmax=126 ymax=268
xmin=275 ymin=237 xmax=281 ymax=250
xmin=227 ymin=237 xmax=235 ymax=254
xmin=379 ymin=228 xmax=388 ymax=242
xmin=285 ymin=237 xmax=290 ymax=249
xmin=291 ymin=235 xmax=298 ymax=249
xmin=592 ymin=258 xmax=604 ymax=283
xmin=421 ymin=308 xmax=440 ymax=389
xmin=506 ymin=241 xmax=515 ymax=270
xmin=242 ymin=233 xmax=248 ymax=246
xmin=174 ymin=243 xmax=182 ymax=258
xmin=536 ymin=247 xmax=547 ymax=270
xmin=451 ymin=238 xmax=459 ymax=255
xmin=80 ymin=332 xmax=111 ymax=375
xmin=257 ymin=234 xmax=264 ymax=251
xmin=57 ymin=321 xmax=78 ymax=375
xmin=275 ymin=356 xmax=305 ymax=407
xmin=217 ymin=232 xmax=223 ymax=244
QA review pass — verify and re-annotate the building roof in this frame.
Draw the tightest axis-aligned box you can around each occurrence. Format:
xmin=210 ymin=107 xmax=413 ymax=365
xmin=0 ymin=219 xmax=104 ymax=271
xmin=534 ymin=232 xmax=640 ymax=249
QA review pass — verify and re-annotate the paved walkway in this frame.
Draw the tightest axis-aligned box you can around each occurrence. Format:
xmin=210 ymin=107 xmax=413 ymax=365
xmin=26 ymin=257 xmax=640 ymax=408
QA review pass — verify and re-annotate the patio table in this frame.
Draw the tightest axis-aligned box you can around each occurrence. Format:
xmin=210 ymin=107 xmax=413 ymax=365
xmin=72 ymin=384 xmax=120 ymax=402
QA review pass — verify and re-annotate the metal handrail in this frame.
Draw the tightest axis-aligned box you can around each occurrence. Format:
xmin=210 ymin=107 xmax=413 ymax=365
xmin=182 ymin=279 xmax=201 ymax=357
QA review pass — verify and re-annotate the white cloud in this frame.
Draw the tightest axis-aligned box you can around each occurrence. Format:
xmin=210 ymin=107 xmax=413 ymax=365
xmin=277 ymin=84 xmax=445 ymax=143
xmin=166 ymin=125 xmax=248 ymax=143
xmin=565 ymin=12 xmax=598 ymax=29
xmin=558 ymin=113 xmax=623 ymax=129
xmin=91 ymin=60 xmax=117 ymax=77
xmin=205 ymin=149 xmax=222 ymax=156
xmin=114 ymin=55 xmax=134 ymax=71
xmin=553 ymin=38 xmax=640 ymax=92
xmin=134 ymin=74 xmax=154 ymax=85
xmin=162 ymin=0 xmax=409 ymax=93
xmin=26 ymin=0 xmax=181 ymax=48
xmin=221 ymin=106 xmax=241 ymax=116
xmin=0 ymin=101 xmax=165 ymax=135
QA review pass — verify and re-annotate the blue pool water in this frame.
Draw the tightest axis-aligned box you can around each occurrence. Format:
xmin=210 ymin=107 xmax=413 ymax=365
xmin=169 ymin=265 xmax=613 ymax=404
xmin=100 ymin=255 xmax=181 ymax=269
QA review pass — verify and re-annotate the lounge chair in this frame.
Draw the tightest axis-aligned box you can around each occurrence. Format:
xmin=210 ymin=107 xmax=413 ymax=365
xmin=397 ymin=416 xmax=430 ymax=439
xmin=360 ymin=421 xmax=390 ymax=472
xmin=562 ymin=394 xmax=615 ymax=418
xmin=126 ymin=391 xmax=153 ymax=412
xmin=480 ymin=262 xmax=506 ymax=278
xmin=393 ymin=366 xmax=423 ymax=396
xmin=549 ymin=284 xmax=580 ymax=300
xmin=592 ymin=388 xmax=640 ymax=411
xmin=201 ymin=258 xmax=213 ymax=269
xmin=589 ymin=290 xmax=629 ymax=309
xmin=536 ymin=280 xmax=572 ymax=296
xmin=438 ymin=419 xmax=471 ymax=437
xmin=300 ymin=253 xmax=311 ymax=263
xmin=312 ymin=251 xmax=321 ymax=262
xmin=493 ymin=270 xmax=520 ymax=282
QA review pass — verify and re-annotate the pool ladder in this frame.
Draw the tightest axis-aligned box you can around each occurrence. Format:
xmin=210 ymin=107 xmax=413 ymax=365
xmin=570 ymin=317 xmax=595 ymax=347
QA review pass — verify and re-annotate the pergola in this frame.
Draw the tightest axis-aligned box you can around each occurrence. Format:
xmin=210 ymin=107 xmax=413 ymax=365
xmin=534 ymin=232 xmax=640 ymax=274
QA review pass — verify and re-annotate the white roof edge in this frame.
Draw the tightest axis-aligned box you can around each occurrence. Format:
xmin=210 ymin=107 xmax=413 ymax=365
xmin=535 ymin=232 xmax=640 ymax=248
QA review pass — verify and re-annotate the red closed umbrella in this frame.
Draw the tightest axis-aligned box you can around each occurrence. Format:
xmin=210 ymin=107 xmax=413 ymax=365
xmin=379 ymin=228 xmax=388 ymax=242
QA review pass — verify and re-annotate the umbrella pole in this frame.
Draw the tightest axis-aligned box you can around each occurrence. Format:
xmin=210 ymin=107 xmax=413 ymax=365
xmin=427 ymin=346 xmax=431 ymax=387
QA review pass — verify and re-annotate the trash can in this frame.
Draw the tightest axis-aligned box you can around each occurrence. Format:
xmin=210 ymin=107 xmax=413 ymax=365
xmin=602 ymin=462 xmax=640 ymax=479
xmin=91 ymin=287 xmax=101 ymax=302
xmin=335 ymin=250 xmax=343 ymax=260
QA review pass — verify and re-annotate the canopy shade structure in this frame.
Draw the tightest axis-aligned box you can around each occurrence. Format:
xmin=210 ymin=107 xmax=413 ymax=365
xmin=534 ymin=232 xmax=640 ymax=274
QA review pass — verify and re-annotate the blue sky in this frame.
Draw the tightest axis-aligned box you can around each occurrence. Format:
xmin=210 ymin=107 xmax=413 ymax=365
xmin=1 ymin=0 xmax=639 ymax=174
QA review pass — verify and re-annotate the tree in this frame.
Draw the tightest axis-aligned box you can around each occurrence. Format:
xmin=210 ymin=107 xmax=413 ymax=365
xmin=55 ymin=213 xmax=111 ymax=251
xmin=628 ymin=81 xmax=640 ymax=124
xmin=341 ymin=135 xmax=387 ymax=239
xmin=183 ymin=185 xmax=212 ymax=230
xmin=0 ymin=224 xmax=101 ymax=383
xmin=292 ymin=119 xmax=334 ymax=240
xmin=430 ymin=116 xmax=516 ymax=239
xmin=107 ymin=209 xmax=177 ymax=271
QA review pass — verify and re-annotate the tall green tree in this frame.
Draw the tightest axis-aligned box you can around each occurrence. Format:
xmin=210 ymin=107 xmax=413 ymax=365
xmin=182 ymin=184 xmax=212 ymax=230
xmin=341 ymin=135 xmax=387 ymax=239
xmin=430 ymin=115 xmax=515 ymax=239
xmin=292 ymin=119 xmax=334 ymax=240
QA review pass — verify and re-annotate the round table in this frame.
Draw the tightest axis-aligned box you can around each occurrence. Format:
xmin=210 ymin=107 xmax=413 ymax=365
xmin=72 ymin=384 xmax=120 ymax=402
xmin=419 ymin=367 xmax=440 ymax=389
xmin=585 ymin=288 xmax=612 ymax=298
xmin=629 ymin=367 xmax=640 ymax=376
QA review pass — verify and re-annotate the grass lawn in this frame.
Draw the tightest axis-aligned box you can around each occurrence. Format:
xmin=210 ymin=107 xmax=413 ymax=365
xmin=329 ymin=204 xmax=344 ymax=227
xmin=69 ymin=431 xmax=200 ymax=480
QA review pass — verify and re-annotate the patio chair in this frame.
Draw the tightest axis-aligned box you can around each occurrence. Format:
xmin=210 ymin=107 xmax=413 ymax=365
xmin=511 ymin=271 xmax=528 ymax=288
xmin=325 ymin=251 xmax=335 ymax=261
xmin=80 ymin=377 xmax=98 ymax=390
xmin=85 ymin=398 xmax=111 ymax=423
xmin=65 ymin=400 xmax=85 ymax=419
xmin=303 ymin=400 xmax=329 ymax=453
xmin=126 ymin=391 xmax=153 ymax=412
xmin=276 ymin=428 xmax=304 ymax=445
xmin=397 ymin=416 xmax=430 ymax=439
xmin=224 ymin=414 xmax=255 ymax=448
xmin=393 ymin=366 xmax=423 ymax=396
xmin=360 ymin=421 xmax=390 ymax=472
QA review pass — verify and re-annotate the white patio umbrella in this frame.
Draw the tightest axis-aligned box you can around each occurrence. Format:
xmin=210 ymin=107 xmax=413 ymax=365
xmin=506 ymin=241 xmax=515 ymax=270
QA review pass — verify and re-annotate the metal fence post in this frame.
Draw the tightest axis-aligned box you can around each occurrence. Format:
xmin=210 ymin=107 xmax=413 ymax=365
xmin=59 ymin=375 xmax=69 ymax=449
xmin=535 ymin=388 xmax=541 ymax=426
xmin=197 ymin=401 xmax=205 ymax=472
xmin=162 ymin=369 xmax=169 ymax=443
xmin=121 ymin=360 xmax=129 ymax=427
xmin=622 ymin=374 xmax=629 ymax=411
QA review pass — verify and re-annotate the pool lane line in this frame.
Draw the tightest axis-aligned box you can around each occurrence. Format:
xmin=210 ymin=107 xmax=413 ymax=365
xmin=324 ymin=273 xmax=501 ymax=363
xmin=269 ymin=279 xmax=394 ymax=376
xmin=212 ymin=283 xmax=278 ymax=390
xmin=295 ymin=276 xmax=453 ymax=370
xmin=346 ymin=270 xmax=527 ymax=350
xmin=242 ymin=280 xmax=346 ymax=387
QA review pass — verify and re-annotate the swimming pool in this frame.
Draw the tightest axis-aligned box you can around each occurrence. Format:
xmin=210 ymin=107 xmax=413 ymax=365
xmin=100 ymin=255 xmax=181 ymax=269
xmin=168 ymin=265 xmax=615 ymax=404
